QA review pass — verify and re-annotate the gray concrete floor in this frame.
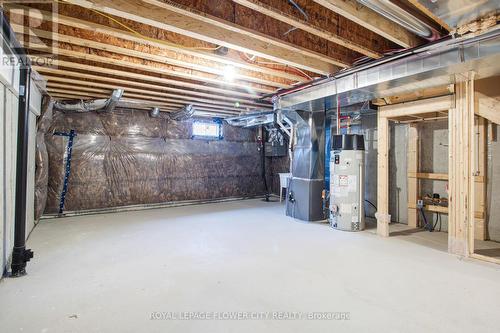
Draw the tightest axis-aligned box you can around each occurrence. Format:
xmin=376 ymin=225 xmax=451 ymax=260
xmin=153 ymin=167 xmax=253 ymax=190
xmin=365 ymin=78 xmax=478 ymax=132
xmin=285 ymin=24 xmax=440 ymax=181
xmin=1 ymin=199 xmax=500 ymax=333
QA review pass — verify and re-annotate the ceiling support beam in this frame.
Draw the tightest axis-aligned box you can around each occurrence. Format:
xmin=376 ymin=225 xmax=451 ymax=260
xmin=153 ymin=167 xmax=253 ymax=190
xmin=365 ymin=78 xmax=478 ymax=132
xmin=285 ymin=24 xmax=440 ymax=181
xmin=313 ymin=0 xmax=420 ymax=48
xmin=15 ymin=27 xmax=279 ymax=93
xmin=6 ymin=4 xmax=307 ymax=83
xmin=232 ymin=0 xmax=382 ymax=59
xmin=37 ymin=70 xmax=270 ymax=112
xmin=23 ymin=43 xmax=266 ymax=99
xmin=30 ymin=57 xmax=269 ymax=107
xmin=66 ymin=0 xmax=344 ymax=74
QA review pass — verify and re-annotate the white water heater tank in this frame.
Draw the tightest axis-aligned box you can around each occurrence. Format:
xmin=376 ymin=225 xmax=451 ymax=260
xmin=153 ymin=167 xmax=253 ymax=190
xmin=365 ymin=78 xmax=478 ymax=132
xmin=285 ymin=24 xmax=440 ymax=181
xmin=329 ymin=134 xmax=365 ymax=231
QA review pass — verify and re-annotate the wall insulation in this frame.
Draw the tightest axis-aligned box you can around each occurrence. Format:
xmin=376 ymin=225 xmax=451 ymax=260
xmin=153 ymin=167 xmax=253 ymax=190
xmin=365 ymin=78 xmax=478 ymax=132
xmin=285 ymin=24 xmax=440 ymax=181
xmin=43 ymin=108 xmax=267 ymax=214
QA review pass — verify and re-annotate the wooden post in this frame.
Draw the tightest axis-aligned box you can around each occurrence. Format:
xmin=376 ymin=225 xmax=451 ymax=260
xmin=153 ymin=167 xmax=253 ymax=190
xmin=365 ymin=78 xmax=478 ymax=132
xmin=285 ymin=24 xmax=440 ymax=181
xmin=407 ymin=123 xmax=419 ymax=228
xmin=474 ymin=116 xmax=487 ymax=240
xmin=376 ymin=113 xmax=390 ymax=237
xmin=448 ymin=73 xmax=475 ymax=256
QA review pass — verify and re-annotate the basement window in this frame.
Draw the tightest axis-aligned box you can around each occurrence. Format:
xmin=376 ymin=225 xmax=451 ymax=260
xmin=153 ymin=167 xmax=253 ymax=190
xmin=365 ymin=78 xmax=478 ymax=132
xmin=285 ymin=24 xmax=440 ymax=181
xmin=192 ymin=120 xmax=223 ymax=140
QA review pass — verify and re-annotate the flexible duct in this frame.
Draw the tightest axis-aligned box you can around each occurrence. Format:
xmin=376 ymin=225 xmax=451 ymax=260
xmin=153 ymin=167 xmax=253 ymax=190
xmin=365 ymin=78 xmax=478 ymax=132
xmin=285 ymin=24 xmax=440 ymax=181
xmin=54 ymin=89 xmax=124 ymax=112
xmin=169 ymin=104 xmax=195 ymax=121
xmin=149 ymin=107 xmax=161 ymax=118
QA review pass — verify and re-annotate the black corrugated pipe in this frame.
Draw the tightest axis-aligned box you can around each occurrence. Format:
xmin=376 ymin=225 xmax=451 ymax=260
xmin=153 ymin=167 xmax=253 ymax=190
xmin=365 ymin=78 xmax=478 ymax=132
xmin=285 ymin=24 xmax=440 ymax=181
xmin=1 ymin=9 xmax=34 ymax=277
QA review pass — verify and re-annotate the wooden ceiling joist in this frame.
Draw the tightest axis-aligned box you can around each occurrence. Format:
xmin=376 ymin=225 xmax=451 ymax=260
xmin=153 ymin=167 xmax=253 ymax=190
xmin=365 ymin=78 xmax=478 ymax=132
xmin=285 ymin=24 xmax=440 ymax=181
xmin=6 ymin=4 xmax=308 ymax=84
xmin=29 ymin=57 xmax=270 ymax=108
xmin=49 ymin=92 xmax=238 ymax=117
xmin=7 ymin=0 xmax=424 ymax=117
xmin=38 ymin=71 xmax=269 ymax=112
xmin=16 ymin=29 xmax=279 ymax=94
xmin=12 ymin=24 xmax=291 ymax=89
xmin=232 ymin=0 xmax=382 ymax=59
xmin=45 ymin=80 xmax=266 ymax=111
xmin=50 ymin=89 xmax=241 ymax=114
xmin=313 ymin=0 xmax=420 ymax=49
xmin=46 ymin=83 xmax=254 ymax=113
xmin=24 ymin=44 xmax=268 ymax=99
xmin=66 ymin=0 xmax=343 ymax=74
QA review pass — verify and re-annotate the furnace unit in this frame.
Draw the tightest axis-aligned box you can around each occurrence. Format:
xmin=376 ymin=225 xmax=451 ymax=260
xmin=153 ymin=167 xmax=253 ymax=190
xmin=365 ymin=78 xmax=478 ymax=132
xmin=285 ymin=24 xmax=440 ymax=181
xmin=329 ymin=134 xmax=365 ymax=231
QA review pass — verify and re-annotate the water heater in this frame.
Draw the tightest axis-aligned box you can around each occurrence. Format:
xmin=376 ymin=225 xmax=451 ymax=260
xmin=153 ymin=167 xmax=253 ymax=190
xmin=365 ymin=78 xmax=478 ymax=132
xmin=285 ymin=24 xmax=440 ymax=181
xmin=329 ymin=134 xmax=365 ymax=231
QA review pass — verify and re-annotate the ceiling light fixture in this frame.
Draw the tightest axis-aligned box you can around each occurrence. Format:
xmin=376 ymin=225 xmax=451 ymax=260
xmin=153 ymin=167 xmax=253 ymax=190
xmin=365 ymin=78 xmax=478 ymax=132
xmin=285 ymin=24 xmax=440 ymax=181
xmin=223 ymin=66 xmax=236 ymax=81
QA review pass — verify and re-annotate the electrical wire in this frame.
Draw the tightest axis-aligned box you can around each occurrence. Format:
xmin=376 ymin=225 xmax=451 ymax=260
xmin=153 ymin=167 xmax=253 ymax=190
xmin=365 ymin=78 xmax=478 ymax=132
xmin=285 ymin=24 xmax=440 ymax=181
xmin=58 ymin=0 xmax=316 ymax=82
xmin=364 ymin=199 xmax=377 ymax=211
xmin=419 ymin=208 xmax=434 ymax=232
xmin=238 ymin=52 xmax=313 ymax=81
xmin=433 ymin=213 xmax=442 ymax=232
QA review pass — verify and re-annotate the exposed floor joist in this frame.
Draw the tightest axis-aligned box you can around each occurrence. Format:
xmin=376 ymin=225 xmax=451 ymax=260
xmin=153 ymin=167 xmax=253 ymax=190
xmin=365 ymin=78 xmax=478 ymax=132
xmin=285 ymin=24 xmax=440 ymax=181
xmin=9 ymin=17 xmax=295 ymax=90
xmin=37 ymin=71 xmax=267 ymax=112
xmin=313 ymin=0 xmax=421 ymax=48
xmin=8 ymin=4 xmax=308 ymax=83
xmin=5 ymin=1 xmax=421 ymax=116
xmin=26 ymin=46 xmax=269 ymax=99
xmin=232 ymin=0 xmax=382 ymax=59
xmin=29 ymin=57 xmax=269 ymax=108
xmin=17 ymin=31 xmax=278 ymax=94
xmin=66 ymin=0 xmax=344 ymax=73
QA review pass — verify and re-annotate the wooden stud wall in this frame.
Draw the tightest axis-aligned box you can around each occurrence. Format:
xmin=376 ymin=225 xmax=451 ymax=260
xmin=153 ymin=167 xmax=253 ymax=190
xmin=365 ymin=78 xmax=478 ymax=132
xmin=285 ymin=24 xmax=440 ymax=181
xmin=376 ymin=76 xmax=497 ymax=261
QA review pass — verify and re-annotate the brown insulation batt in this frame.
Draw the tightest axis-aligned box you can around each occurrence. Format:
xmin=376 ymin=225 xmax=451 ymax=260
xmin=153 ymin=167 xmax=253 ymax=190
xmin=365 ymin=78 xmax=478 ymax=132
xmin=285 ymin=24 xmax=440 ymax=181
xmin=44 ymin=108 xmax=266 ymax=213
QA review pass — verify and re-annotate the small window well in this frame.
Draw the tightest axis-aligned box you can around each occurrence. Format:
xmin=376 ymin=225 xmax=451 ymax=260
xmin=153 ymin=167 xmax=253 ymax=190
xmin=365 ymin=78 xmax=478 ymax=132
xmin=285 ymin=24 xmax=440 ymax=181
xmin=192 ymin=120 xmax=223 ymax=140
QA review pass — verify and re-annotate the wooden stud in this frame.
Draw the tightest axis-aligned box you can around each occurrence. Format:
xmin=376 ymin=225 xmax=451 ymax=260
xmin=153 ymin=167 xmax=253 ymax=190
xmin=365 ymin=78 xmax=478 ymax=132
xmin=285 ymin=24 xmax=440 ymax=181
xmin=379 ymin=95 xmax=453 ymax=119
xmin=407 ymin=123 xmax=419 ymax=228
xmin=376 ymin=113 xmax=390 ymax=237
xmin=474 ymin=116 xmax=488 ymax=240
xmin=448 ymin=73 xmax=475 ymax=256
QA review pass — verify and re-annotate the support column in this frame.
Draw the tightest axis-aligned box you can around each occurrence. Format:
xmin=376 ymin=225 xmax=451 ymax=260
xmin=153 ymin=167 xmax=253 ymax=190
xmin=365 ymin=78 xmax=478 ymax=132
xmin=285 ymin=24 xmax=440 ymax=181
xmin=448 ymin=73 xmax=475 ymax=256
xmin=407 ymin=123 xmax=419 ymax=228
xmin=376 ymin=113 xmax=390 ymax=237
xmin=474 ymin=116 xmax=487 ymax=240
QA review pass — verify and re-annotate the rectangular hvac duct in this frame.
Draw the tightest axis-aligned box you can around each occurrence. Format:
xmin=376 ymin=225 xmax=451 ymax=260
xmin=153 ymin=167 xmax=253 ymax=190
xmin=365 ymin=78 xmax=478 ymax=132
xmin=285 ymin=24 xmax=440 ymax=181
xmin=285 ymin=109 xmax=325 ymax=222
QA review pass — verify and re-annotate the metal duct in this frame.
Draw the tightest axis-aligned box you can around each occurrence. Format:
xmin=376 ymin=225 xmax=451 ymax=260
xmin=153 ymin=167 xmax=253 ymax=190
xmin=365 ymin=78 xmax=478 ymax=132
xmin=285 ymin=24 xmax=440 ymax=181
xmin=288 ymin=110 xmax=325 ymax=180
xmin=357 ymin=0 xmax=439 ymax=39
xmin=276 ymin=27 xmax=500 ymax=109
xmin=284 ymin=109 xmax=325 ymax=221
xmin=103 ymin=89 xmax=124 ymax=113
xmin=149 ymin=107 xmax=161 ymax=118
xmin=54 ymin=89 xmax=124 ymax=112
xmin=168 ymin=104 xmax=195 ymax=121
xmin=225 ymin=111 xmax=275 ymax=128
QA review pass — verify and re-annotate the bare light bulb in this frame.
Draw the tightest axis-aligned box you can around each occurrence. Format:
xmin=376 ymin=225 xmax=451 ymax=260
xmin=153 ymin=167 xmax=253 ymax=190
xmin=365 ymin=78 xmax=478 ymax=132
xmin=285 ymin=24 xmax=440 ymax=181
xmin=223 ymin=66 xmax=236 ymax=81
